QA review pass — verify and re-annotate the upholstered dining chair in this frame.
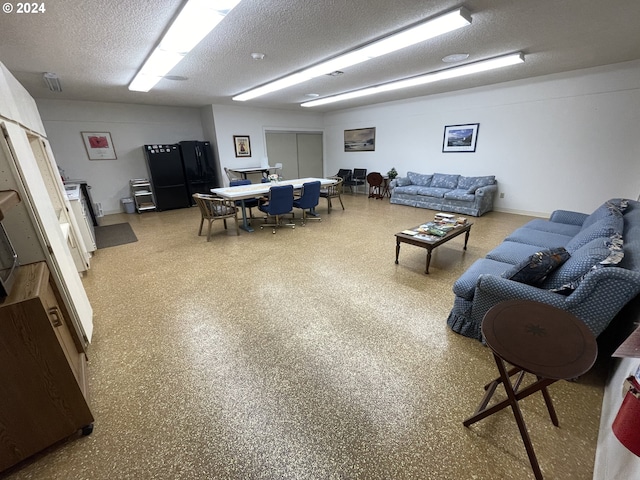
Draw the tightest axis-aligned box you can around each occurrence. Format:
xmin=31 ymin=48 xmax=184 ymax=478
xmin=293 ymin=180 xmax=322 ymax=226
xmin=192 ymin=193 xmax=239 ymax=241
xmin=319 ymin=176 xmax=345 ymax=214
xmin=258 ymin=184 xmax=295 ymax=233
xmin=366 ymin=172 xmax=384 ymax=199
xmin=229 ymin=179 xmax=261 ymax=220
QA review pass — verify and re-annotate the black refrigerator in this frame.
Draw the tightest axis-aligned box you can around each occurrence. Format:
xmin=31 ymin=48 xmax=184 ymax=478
xmin=179 ymin=141 xmax=218 ymax=203
xmin=143 ymin=144 xmax=191 ymax=211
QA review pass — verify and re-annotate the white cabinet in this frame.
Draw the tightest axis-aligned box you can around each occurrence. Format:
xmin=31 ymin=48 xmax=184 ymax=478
xmin=0 ymin=61 xmax=93 ymax=344
xmin=65 ymin=183 xmax=96 ymax=252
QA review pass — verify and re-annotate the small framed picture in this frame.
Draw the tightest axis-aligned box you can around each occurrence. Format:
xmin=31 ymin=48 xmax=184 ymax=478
xmin=81 ymin=132 xmax=117 ymax=160
xmin=442 ymin=123 xmax=480 ymax=152
xmin=233 ymin=135 xmax=251 ymax=157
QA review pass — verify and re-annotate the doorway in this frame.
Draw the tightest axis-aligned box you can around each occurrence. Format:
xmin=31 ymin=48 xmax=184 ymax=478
xmin=265 ymin=132 xmax=323 ymax=179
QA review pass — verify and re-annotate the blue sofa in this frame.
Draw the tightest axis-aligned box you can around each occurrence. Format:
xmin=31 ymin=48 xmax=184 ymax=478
xmin=447 ymin=198 xmax=640 ymax=341
xmin=389 ymin=172 xmax=497 ymax=216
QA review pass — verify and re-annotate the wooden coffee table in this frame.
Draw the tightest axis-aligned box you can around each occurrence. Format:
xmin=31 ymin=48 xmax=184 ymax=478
xmin=395 ymin=221 xmax=473 ymax=274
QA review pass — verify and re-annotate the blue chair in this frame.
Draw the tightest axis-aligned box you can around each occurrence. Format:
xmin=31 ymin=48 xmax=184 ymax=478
xmin=258 ymin=185 xmax=295 ymax=233
xmin=293 ymin=181 xmax=321 ymax=226
xmin=229 ymin=179 xmax=260 ymax=220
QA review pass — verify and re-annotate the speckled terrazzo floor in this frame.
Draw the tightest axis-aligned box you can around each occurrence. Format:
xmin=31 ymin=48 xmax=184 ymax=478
xmin=3 ymin=194 xmax=608 ymax=480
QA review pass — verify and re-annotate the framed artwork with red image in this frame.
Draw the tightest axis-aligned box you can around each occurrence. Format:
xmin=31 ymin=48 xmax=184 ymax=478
xmin=81 ymin=131 xmax=117 ymax=160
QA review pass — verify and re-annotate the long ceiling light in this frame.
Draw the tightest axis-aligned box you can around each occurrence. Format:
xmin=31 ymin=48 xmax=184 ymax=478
xmin=301 ymin=52 xmax=525 ymax=107
xmin=232 ymin=7 xmax=471 ymax=102
xmin=129 ymin=0 xmax=242 ymax=92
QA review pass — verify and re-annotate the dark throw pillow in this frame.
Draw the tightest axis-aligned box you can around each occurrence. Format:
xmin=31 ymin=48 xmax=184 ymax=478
xmin=501 ymin=247 xmax=570 ymax=285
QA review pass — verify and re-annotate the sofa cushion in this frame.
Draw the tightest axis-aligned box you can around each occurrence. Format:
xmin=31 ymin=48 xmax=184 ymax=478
xmin=486 ymin=241 xmax=547 ymax=265
xmin=565 ymin=214 xmax=623 ymax=253
xmin=395 ymin=176 xmax=412 ymax=187
xmin=501 ymin=247 xmax=570 ymax=286
xmin=542 ymin=237 xmax=613 ymax=290
xmin=581 ymin=200 xmax=624 ymax=230
xmin=407 ymin=172 xmax=433 ymax=187
xmin=504 ymin=228 xmax=573 ymax=249
xmin=520 ymin=219 xmax=582 ymax=237
xmin=458 ymin=175 xmax=496 ymax=193
xmin=394 ymin=185 xmax=425 ymax=196
xmin=443 ymin=189 xmax=476 ymax=201
xmin=452 ymin=258 xmax=513 ymax=301
xmin=431 ymin=173 xmax=460 ymax=189
xmin=415 ymin=186 xmax=449 ymax=198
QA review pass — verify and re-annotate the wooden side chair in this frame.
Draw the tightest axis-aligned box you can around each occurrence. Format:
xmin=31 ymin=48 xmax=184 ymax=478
xmin=224 ymin=167 xmax=240 ymax=182
xmin=192 ymin=193 xmax=239 ymax=241
xmin=319 ymin=176 xmax=345 ymax=214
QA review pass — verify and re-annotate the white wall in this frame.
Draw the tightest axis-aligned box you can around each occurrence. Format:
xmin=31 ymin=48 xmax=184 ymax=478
xmin=324 ymin=60 xmax=640 ymax=217
xmin=36 ymin=61 xmax=640 ymax=217
xmin=209 ymin=104 xmax=323 ymax=185
xmin=36 ymin=100 xmax=205 ymax=214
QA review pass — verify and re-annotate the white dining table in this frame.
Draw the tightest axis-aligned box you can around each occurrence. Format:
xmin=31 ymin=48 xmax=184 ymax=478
xmin=211 ymin=177 xmax=335 ymax=232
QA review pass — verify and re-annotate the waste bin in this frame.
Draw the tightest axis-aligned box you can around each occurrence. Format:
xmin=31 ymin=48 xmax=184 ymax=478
xmin=121 ymin=197 xmax=135 ymax=214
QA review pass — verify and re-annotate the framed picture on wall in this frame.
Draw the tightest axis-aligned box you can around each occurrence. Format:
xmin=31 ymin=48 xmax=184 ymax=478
xmin=81 ymin=131 xmax=117 ymax=160
xmin=344 ymin=127 xmax=375 ymax=152
xmin=442 ymin=123 xmax=479 ymax=152
xmin=233 ymin=135 xmax=252 ymax=157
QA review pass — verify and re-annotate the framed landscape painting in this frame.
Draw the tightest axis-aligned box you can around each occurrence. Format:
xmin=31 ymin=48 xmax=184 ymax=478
xmin=344 ymin=127 xmax=375 ymax=152
xmin=81 ymin=131 xmax=117 ymax=160
xmin=442 ymin=123 xmax=479 ymax=152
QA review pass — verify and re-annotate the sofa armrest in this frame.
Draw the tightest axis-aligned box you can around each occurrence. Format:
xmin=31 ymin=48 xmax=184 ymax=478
xmin=475 ymin=274 xmax=567 ymax=308
xmin=474 ymin=267 xmax=640 ymax=337
xmin=549 ymin=209 xmax=588 ymax=225
xmin=475 ymin=184 xmax=498 ymax=197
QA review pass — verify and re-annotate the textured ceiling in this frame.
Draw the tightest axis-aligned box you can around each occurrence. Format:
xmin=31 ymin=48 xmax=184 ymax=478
xmin=1 ymin=0 xmax=639 ymax=112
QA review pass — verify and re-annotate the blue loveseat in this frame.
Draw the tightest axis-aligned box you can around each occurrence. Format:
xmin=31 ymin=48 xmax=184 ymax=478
xmin=389 ymin=172 xmax=497 ymax=216
xmin=447 ymin=198 xmax=640 ymax=341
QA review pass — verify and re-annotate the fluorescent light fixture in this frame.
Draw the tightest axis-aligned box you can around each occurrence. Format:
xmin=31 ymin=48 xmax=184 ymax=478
xmin=301 ymin=52 xmax=524 ymax=107
xmin=233 ymin=7 xmax=471 ymax=102
xmin=129 ymin=0 xmax=241 ymax=92
xmin=43 ymin=72 xmax=62 ymax=92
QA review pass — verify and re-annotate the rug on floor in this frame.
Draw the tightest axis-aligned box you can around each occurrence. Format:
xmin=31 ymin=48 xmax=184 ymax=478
xmin=95 ymin=223 xmax=138 ymax=249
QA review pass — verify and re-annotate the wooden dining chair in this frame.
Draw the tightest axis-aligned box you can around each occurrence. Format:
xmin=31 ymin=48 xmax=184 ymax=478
xmin=319 ymin=176 xmax=345 ymax=213
xmin=224 ymin=167 xmax=240 ymax=182
xmin=192 ymin=193 xmax=239 ymax=241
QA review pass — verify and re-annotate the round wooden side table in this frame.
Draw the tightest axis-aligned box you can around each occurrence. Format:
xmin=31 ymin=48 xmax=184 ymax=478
xmin=463 ymin=299 xmax=597 ymax=480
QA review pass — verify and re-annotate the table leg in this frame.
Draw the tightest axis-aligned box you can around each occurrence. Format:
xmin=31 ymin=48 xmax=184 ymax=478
xmin=425 ymin=247 xmax=432 ymax=274
xmin=395 ymin=239 xmax=400 ymax=264
xmin=464 ymin=229 xmax=471 ymax=250
xmin=537 ymin=376 xmax=559 ymax=426
xmin=494 ymin=355 xmax=544 ymax=480
xmin=239 ymin=199 xmax=254 ymax=232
